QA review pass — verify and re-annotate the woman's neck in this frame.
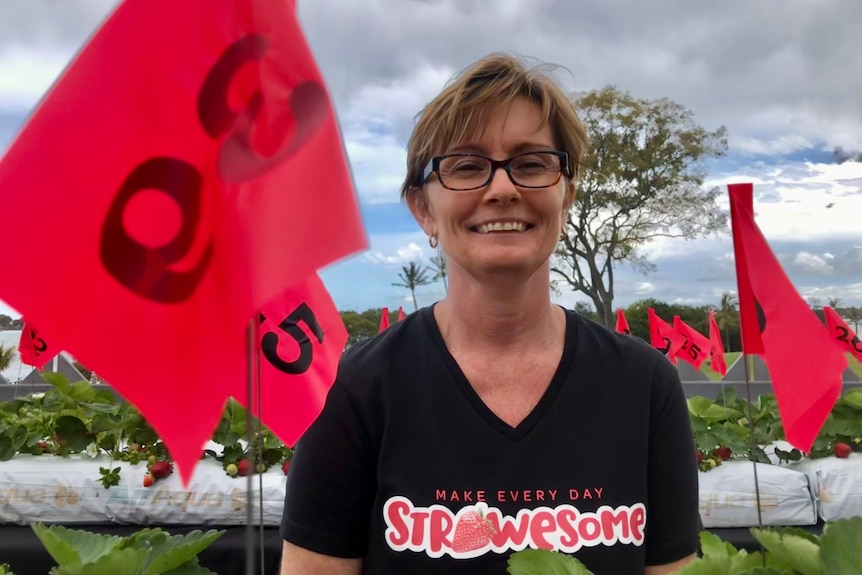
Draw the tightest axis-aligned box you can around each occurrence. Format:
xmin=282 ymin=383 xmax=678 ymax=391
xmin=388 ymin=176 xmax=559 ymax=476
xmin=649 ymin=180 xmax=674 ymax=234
xmin=434 ymin=264 xmax=563 ymax=351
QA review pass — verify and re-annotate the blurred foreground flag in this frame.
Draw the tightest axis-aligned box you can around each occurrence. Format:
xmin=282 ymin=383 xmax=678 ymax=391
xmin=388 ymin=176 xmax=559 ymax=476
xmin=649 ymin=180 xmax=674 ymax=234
xmin=0 ymin=0 xmax=366 ymax=483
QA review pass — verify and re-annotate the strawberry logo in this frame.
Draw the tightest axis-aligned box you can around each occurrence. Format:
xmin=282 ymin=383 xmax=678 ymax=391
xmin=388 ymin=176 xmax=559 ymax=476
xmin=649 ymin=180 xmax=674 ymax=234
xmin=451 ymin=507 xmax=496 ymax=554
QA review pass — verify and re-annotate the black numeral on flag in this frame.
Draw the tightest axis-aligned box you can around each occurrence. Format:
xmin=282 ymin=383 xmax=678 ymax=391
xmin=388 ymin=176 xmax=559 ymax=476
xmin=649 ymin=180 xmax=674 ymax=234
xmin=836 ymin=326 xmax=862 ymax=354
xmin=100 ymin=34 xmax=326 ymax=302
xmin=261 ymin=303 xmax=325 ymax=375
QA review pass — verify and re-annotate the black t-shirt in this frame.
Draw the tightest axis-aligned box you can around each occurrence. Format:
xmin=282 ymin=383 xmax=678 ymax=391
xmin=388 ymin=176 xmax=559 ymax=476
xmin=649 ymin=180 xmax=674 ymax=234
xmin=281 ymin=305 xmax=701 ymax=574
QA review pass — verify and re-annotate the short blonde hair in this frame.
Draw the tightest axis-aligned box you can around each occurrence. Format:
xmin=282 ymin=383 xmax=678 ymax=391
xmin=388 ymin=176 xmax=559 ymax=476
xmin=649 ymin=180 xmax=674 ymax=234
xmin=400 ymin=52 xmax=589 ymax=201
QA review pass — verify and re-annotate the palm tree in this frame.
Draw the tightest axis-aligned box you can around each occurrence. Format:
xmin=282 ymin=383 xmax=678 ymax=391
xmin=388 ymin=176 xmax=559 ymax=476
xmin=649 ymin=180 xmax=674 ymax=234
xmin=0 ymin=344 xmax=15 ymax=372
xmin=714 ymin=292 xmax=739 ymax=351
xmin=393 ymin=261 xmax=433 ymax=311
xmin=429 ymin=254 xmax=448 ymax=296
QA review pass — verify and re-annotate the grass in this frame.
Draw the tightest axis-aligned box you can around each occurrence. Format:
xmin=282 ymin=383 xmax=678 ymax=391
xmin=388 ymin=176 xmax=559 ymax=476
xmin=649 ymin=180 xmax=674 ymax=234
xmin=696 ymin=351 xmax=862 ymax=381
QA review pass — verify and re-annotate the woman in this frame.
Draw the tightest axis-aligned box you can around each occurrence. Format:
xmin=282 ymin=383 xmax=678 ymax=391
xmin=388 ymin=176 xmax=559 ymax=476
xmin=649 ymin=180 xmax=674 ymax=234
xmin=279 ymin=53 xmax=701 ymax=574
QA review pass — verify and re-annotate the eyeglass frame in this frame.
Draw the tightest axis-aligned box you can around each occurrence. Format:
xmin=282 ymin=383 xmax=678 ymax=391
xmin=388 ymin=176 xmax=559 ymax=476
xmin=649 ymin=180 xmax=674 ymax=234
xmin=420 ymin=150 xmax=572 ymax=191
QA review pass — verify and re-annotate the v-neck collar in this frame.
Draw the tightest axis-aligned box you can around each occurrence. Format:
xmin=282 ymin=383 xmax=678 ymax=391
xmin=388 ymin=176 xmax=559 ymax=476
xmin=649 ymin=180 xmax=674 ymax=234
xmin=420 ymin=304 xmax=577 ymax=442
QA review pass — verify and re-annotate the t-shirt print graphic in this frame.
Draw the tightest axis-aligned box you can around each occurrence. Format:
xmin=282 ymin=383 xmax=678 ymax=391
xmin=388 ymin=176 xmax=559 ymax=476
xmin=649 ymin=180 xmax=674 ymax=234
xmin=383 ymin=498 xmax=647 ymax=560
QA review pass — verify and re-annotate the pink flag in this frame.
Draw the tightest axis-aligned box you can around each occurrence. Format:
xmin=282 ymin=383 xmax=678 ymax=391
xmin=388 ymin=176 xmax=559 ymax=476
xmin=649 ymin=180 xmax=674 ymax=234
xmin=648 ymin=308 xmax=684 ymax=363
xmin=823 ymin=306 xmax=862 ymax=363
xmin=239 ymin=273 xmax=348 ymax=447
xmin=0 ymin=0 xmax=366 ymax=484
xmin=18 ymin=322 xmax=58 ymax=370
xmin=729 ymin=183 xmax=847 ymax=452
xmin=379 ymin=307 xmax=390 ymax=333
xmin=673 ymin=316 xmax=711 ymax=369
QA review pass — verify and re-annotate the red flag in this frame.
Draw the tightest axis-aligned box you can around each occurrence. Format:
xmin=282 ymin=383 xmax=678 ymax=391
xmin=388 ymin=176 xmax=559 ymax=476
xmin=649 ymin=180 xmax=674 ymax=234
xmin=729 ymin=185 xmax=765 ymax=355
xmin=18 ymin=322 xmax=58 ymax=371
xmin=378 ymin=307 xmax=390 ymax=333
xmin=672 ymin=316 xmax=711 ymax=368
xmin=239 ymin=273 xmax=347 ymax=447
xmin=615 ymin=308 xmax=631 ymax=335
xmin=0 ymin=0 xmax=366 ymax=484
xmin=708 ymin=311 xmax=727 ymax=377
xmin=823 ymin=306 xmax=862 ymax=363
xmin=397 ymin=306 xmax=406 ymax=322
xmin=648 ymin=308 xmax=685 ymax=363
xmin=729 ymin=183 xmax=847 ymax=452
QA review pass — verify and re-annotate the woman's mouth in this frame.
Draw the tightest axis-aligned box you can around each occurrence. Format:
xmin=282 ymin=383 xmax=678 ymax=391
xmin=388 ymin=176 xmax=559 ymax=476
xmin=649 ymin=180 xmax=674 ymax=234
xmin=471 ymin=221 xmax=532 ymax=234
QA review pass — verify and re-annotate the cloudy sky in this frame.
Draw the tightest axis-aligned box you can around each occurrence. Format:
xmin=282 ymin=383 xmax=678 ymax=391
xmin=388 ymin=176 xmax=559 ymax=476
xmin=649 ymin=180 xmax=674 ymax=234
xmin=1 ymin=0 xmax=861 ymax=321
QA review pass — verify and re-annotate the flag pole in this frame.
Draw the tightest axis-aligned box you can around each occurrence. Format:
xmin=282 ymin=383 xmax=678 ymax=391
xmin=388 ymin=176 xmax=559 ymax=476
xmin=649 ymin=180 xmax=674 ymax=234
xmin=245 ymin=317 xmax=267 ymax=575
xmin=245 ymin=319 xmax=256 ymax=575
xmin=741 ymin=352 xmax=764 ymax=532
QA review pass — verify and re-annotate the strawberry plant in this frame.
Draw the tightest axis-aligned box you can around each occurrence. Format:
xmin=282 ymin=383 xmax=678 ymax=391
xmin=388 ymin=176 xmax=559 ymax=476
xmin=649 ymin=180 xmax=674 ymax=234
xmin=506 ymin=516 xmax=862 ymax=574
xmin=30 ymin=523 xmax=223 ymax=575
xmin=0 ymin=374 xmax=294 ymax=488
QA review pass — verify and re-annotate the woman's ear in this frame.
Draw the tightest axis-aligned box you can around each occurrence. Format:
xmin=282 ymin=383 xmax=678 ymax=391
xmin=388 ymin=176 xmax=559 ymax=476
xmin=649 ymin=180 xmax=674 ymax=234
xmin=407 ymin=188 xmax=435 ymax=236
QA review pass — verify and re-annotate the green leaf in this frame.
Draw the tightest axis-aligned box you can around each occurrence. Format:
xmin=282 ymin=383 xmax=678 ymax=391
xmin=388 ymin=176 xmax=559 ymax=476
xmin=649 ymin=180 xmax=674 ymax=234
xmin=837 ymin=389 xmax=862 ymax=411
xmin=688 ymin=397 xmax=742 ymax=422
xmin=141 ymin=530 xmax=223 ymax=575
xmin=162 ymin=558 xmax=218 ymax=575
xmin=738 ymin=568 xmax=789 ymax=575
xmin=506 ymin=548 xmax=595 ymax=575
xmin=54 ymin=547 xmax=148 ymax=575
xmin=30 ymin=524 xmax=122 ymax=567
xmin=0 ymin=435 xmax=15 ymax=461
xmin=820 ymin=516 xmax=862 ymax=575
xmin=55 ymin=416 xmax=91 ymax=452
xmin=262 ymin=448 xmax=283 ymax=466
xmin=43 ymin=372 xmax=72 ymax=394
xmin=674 ymin=552 xmax=769 ymax=575
xmin=699 ymin=531 xmax=737 ymax=558
xmin=750 ymin=527 xmax=823 ymax=575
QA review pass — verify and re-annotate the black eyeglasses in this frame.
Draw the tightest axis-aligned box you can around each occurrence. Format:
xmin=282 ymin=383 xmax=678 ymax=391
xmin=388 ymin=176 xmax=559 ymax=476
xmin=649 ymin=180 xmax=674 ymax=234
xmin=421 ymin=150 xmax=571 ymax=191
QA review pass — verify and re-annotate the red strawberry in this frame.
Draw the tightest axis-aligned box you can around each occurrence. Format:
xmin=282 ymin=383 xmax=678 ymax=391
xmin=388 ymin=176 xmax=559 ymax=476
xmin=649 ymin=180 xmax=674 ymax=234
xmin=834 ymin=442 xmax=852 ymax=459
xmin=150 ymin=460 xmax=173 ymax=479
xmin=451 ymin=508 xmax=496 ymax=553
xmin=696 ymin=451 xmax=703 ymax=464
xmin=713 ymin=447 xmax=732 ymax=461
xmin=282 ymin=460 xmax=291 ymax=475
xmin=143 ymin=473 xmax=155 ymax=487
xmin=237 ymin=459 xmax=253 ymax=476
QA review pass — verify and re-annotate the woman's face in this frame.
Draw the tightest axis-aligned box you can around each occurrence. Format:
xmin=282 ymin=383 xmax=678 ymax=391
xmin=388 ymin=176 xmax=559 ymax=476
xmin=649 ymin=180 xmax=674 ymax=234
xmin=409 ymin=97 xmax=572 ymax=283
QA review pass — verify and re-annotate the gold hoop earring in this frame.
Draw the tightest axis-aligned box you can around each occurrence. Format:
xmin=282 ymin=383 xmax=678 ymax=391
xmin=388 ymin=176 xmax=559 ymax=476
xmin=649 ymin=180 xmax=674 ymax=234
xmin=428 ymin=235 xmax=438 ymax=249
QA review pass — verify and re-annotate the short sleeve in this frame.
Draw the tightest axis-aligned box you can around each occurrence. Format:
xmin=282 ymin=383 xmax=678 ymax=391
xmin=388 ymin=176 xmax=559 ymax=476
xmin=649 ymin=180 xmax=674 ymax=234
xmin=644 ymin=357 xmax=702 ymax=566
xmin=279 ymin=379 xmax=378 ymax=558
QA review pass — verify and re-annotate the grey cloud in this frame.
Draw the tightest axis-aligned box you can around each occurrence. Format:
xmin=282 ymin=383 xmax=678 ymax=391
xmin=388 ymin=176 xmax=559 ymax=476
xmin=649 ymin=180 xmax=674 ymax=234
xmin=0 ymin=1 xmax=117 ymax=49
xmin=3 ymin=0 xmax=861 ymax=152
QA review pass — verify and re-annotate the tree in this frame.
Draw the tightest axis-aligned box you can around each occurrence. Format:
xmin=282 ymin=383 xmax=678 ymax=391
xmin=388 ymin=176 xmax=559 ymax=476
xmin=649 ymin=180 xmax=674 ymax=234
xmin=572 ymin=301 xmax=600 ymax=323
xmin=392 ymin=261 xmax=433 ymax=311
xmin=552 ymin=86 xmax=728 ymax=326
xmin=714 ymin=292 xmax=739 ymax=352
xmin=623 ymin=298 xmax=712 ymax=343
xmin=845 ymin=306 xmax=862 ymax=334
xmin=0 ymin=344 xmax=15 ymax=372
xmin=429 ymin=254 xmax=448 ymax=296
xmin=828 ymin=296 xmax=842 ymax=309
xmin=339 ymin=309 xmax=385 ymax=347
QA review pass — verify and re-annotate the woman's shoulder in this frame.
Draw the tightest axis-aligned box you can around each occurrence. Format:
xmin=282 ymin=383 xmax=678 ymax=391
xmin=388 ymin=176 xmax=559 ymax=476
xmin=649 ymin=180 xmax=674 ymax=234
xmin=336 ymin=306 xmax=435 ymax=387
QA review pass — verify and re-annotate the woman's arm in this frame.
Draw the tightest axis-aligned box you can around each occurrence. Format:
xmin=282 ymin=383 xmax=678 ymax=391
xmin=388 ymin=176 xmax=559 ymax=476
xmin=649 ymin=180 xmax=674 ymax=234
xmin=645 ymin=552 xmax=697 ymax=574
xmin=279 ymin=541 xmax=363 ymax=575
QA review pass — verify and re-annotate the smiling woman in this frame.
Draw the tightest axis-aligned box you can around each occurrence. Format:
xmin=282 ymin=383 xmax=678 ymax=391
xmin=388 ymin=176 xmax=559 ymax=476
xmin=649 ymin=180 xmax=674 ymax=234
xmin=278 ymin=52 xmax=701 ymax=575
